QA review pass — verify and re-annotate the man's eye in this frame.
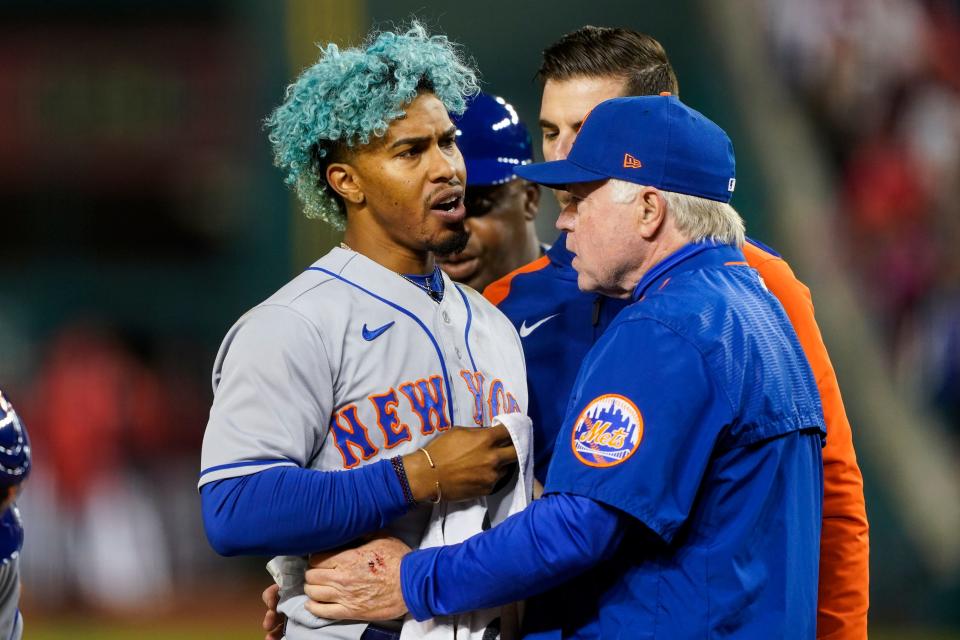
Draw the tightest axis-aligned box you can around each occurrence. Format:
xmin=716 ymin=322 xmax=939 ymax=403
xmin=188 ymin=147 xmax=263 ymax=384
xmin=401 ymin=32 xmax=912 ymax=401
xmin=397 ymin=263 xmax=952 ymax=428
xmin=542 ymin=131 xmax=558 ymax=141
xmin=466 ymin=198 xmax=494 ymax=215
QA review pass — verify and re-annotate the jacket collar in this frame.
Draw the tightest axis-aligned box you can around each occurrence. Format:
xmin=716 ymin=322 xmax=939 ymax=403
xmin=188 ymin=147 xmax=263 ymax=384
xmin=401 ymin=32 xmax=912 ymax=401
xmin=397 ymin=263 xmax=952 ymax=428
xmin=631 ymin=241 xmax=745 ymax=301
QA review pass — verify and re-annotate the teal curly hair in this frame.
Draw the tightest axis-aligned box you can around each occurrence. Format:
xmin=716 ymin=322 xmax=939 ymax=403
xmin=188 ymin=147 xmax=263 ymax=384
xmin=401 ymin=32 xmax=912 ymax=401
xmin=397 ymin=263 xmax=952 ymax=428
xmin=266 ymin=22 xmax=480 ymax=228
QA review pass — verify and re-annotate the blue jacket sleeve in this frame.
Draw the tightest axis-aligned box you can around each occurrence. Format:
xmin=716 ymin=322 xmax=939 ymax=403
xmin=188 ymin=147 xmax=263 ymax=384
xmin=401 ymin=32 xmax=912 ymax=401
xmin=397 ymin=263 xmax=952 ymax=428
xmin=201 ymin=460 xmax=408 ymax=556
xmin=400 ymin=492 xmax=623 ymax=620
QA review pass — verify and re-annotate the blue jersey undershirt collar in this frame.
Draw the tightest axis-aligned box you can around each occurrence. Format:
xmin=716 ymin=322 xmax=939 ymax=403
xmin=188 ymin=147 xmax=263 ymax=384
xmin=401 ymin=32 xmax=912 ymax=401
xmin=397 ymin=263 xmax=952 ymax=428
xmin=401 ymin=266 xmax=445 ymax=300
xmin=631 ymin=240 xmax=745 ymax=301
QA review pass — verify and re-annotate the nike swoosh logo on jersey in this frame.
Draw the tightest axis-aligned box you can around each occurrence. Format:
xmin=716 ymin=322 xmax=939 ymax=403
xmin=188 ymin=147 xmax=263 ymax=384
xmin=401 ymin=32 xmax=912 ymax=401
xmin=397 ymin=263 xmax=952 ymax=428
xmin=362 ymin=321 xmax=395 ymax=341
xmin=519 ymin=313 xmax=559 ymax=338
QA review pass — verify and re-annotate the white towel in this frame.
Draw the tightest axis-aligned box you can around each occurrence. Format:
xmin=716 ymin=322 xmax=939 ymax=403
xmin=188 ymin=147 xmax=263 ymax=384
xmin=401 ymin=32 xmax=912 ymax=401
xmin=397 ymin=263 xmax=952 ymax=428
xmin=267 ymin=413 xmax=534 ymax=640
xmin=400 ymin=412 xmax=534 ymax=640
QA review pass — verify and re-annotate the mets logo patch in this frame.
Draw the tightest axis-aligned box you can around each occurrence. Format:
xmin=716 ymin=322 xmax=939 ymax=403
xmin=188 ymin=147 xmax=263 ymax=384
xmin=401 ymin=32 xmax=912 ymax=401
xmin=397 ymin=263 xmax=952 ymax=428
xmin=571 ymin=394 xmax=643 ymax=467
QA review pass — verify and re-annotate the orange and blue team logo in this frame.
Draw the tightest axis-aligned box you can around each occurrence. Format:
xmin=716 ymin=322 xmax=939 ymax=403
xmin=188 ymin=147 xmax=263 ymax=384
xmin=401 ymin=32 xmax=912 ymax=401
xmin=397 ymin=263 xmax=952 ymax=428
xmin=571 ymin=394 xmax=643 ymax=467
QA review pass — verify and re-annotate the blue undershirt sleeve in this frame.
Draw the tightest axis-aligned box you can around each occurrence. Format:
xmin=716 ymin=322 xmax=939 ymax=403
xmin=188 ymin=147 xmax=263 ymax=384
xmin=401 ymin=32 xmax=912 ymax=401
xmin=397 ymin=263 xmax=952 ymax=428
xmin=201 ymin=460 xmax=408 ymax=556
xmin=400 ymin=492 xmax=624 ymax=620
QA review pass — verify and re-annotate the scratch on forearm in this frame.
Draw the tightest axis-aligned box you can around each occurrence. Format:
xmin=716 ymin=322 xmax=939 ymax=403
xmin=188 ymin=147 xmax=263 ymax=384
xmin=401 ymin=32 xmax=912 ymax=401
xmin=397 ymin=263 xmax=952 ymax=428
xmin=367 ymin=552 xmax=386 ymax=574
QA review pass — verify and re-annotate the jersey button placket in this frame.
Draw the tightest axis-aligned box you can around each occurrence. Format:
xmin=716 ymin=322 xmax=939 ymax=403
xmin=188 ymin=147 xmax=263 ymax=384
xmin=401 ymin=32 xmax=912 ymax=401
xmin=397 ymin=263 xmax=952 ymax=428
xmin=437 ymin=303 xmax=464 ymax=425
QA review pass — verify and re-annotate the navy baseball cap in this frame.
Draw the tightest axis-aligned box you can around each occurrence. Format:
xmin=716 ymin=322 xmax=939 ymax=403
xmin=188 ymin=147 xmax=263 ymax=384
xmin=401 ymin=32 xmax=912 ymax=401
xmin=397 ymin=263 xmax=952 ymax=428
xmin=515 ymin=95 xmax=736 ymax=203
xmin=0 ymin=390 xmax=30 ymax=487
xmin=453 ymin=92 xmax=533 ymax=186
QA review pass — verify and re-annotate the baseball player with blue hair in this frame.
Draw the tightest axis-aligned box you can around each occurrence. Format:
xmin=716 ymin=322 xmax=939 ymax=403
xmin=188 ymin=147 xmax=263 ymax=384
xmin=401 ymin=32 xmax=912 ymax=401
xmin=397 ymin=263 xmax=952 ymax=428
xmin=0 ymin=390 xmax=31 ymax=640
xmin=259 ymin=88 xmax=547 ymax=639
xmin=199 ymin=22 xmax=530 ymax=640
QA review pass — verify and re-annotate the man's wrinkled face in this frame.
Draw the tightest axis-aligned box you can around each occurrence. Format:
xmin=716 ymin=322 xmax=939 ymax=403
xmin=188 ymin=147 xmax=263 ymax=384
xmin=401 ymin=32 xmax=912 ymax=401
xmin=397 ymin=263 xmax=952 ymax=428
xmin=348 ymin=92 xmax=469 ymax=256
xmin=436 ymin=179 xmax=537 ymax=291
xmin=539 ymin=75 xmax=626 ymax=205
xmin=555 ymin=180 xmax=642 ymax=298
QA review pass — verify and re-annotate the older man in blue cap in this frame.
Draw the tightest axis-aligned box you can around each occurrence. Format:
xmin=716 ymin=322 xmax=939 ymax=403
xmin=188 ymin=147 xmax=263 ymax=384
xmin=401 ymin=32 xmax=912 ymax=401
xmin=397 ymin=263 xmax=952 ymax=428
xmin=436 ymin=92 xmax=542 ymax=291
xmin=297 ymin=95 xmax=826 ymax=639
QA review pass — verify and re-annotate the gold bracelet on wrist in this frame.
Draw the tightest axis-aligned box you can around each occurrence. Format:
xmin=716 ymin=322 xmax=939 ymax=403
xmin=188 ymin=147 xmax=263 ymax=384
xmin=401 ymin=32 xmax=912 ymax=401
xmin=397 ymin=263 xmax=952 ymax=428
xmin=419 ymin=448 xmax=442 ymax=504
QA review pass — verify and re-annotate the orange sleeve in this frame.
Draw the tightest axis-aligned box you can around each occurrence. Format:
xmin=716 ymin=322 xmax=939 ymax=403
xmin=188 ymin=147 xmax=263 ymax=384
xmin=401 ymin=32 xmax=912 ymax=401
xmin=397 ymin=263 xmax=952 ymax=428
xmin=482 ymin=255 xmax=550 ymax=307
xmin=747 ymin=244 xmax=870 ymax=639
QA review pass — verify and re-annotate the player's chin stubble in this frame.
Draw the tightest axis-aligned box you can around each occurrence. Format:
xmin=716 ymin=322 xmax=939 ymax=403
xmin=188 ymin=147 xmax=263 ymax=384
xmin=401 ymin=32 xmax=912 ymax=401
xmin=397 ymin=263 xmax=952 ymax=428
xmin=429 ymin=227 xmax=469 ymax=257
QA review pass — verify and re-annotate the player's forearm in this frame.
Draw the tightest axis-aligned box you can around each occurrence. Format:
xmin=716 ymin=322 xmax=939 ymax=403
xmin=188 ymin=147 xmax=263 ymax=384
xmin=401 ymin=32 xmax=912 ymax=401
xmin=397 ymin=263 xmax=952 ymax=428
xmin=201 ymin=461 xmax=408 ymax=556
xmin=400 ymin=492 xmax=623 ymax=620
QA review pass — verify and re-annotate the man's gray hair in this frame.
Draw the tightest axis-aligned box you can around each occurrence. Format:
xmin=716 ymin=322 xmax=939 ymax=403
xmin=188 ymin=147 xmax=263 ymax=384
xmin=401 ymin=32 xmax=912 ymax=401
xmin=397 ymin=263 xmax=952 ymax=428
xmin=609 ymin=179 xmax=745 ymax=247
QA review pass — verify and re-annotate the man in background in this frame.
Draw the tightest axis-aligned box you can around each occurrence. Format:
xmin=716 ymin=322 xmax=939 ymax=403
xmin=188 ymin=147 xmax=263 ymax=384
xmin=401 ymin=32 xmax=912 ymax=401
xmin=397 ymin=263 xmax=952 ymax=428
xmin=437 ymin=92 xmax=543 ymax=292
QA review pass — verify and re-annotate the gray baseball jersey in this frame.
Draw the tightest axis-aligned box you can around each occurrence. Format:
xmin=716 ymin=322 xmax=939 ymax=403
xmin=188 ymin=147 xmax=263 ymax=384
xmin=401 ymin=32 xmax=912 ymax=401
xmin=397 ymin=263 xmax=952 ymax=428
xmin=199 ymin=246 xmax=527 ymax=638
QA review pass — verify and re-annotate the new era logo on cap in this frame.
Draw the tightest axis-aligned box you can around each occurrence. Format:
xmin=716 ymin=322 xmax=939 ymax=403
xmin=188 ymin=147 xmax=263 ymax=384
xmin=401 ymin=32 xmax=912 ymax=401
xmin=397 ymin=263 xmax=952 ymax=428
xmin=623 ymin=153 xmax=642 ymax=169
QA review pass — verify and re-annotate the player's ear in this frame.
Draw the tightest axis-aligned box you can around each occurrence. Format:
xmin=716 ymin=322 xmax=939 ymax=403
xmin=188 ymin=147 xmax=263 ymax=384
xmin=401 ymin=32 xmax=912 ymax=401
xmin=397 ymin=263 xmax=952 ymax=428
xmin=521 ymin=181 xmax=541 ymax=221
xmin=326 ymin=162 xmax=364 ymax=206
xmin=637 ymin=187 xmax=666 ymax=239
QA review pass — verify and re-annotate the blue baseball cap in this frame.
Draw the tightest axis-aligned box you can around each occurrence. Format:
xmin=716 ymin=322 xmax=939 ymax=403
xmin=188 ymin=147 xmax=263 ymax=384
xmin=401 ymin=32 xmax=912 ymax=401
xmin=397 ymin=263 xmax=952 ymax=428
xmin=515 ymin=95 xmax=736 ymax=203
xmin=453 ymin=92 xmax=533 ymax=186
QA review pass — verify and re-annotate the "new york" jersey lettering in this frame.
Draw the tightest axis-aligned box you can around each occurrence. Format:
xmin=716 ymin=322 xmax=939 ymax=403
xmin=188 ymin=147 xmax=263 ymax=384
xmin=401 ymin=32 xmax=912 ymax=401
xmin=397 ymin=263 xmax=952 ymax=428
xmin=329 ymin=371 xmax=521 ymax=468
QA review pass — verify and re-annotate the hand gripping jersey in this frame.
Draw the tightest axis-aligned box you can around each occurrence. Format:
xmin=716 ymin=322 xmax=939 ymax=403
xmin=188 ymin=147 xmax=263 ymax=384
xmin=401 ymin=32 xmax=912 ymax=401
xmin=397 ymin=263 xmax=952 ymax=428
xmin=486 ymin=233 xmax=869 ymax=638
xmin=200 ymin=247 xmax=527 ymax=638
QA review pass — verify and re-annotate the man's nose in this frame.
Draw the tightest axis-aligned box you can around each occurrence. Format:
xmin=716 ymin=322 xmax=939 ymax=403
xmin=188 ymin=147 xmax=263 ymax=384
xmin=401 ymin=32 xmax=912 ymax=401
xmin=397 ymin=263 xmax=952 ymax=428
xmin=429 ymin=146 xmax=459 ymax=182
xmin=556 ymin=203 xmax=576 ymax=231
xmin=556 ymin=133 xmax=575 ymax=160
